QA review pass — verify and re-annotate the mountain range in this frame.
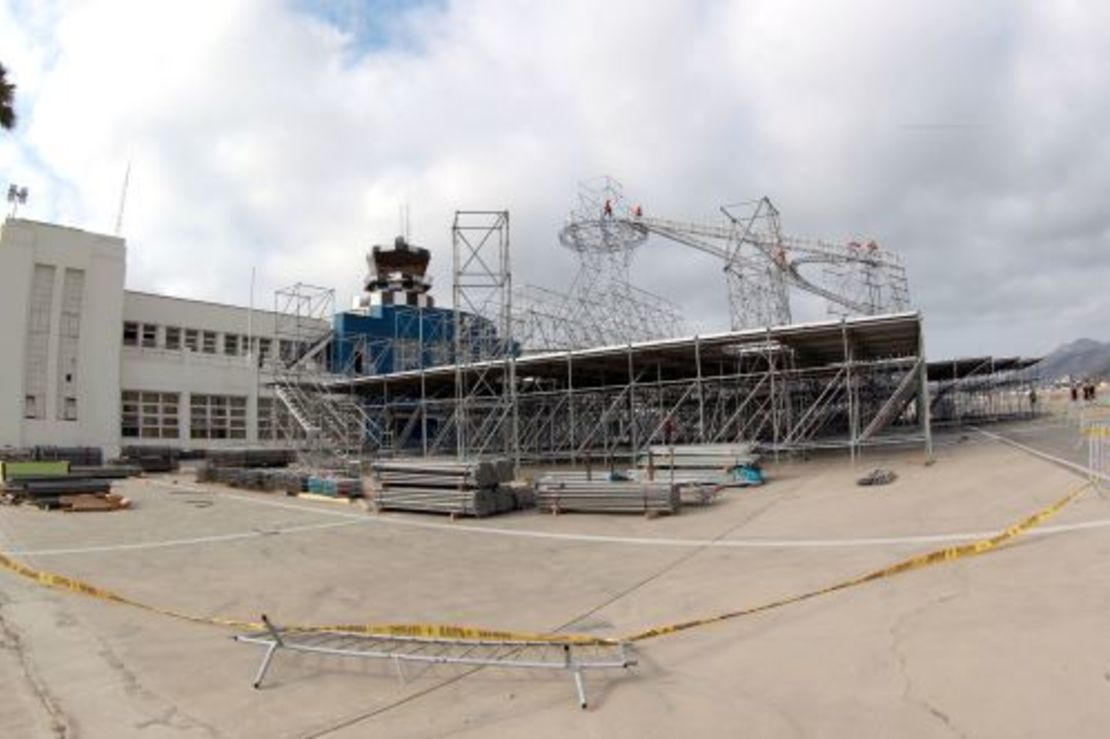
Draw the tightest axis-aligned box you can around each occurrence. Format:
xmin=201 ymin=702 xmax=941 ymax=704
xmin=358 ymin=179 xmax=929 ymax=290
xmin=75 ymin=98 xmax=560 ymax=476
xmin=1029 ymin=338 xmax=1110 ymax=382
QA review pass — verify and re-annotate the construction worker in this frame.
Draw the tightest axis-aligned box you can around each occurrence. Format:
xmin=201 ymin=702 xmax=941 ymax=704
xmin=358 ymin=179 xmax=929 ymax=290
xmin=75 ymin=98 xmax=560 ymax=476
xmin=633 ymin=204 xmax=643 ymax=218
xmin=1029 ymin=387 xmax=1038 ymax=413
xmin=603 ymin=199 xmax=613 ymax=218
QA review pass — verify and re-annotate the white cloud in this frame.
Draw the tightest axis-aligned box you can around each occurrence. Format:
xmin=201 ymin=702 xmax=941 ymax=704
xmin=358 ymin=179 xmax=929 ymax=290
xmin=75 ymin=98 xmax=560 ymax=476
xmin=1 ymin=0 xmax=1107 ymax=357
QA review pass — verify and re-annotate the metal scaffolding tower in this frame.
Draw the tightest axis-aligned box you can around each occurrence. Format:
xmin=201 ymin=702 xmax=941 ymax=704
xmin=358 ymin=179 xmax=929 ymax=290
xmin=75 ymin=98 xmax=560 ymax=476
xmin=451 ymin=210 xmax=518 ymax=464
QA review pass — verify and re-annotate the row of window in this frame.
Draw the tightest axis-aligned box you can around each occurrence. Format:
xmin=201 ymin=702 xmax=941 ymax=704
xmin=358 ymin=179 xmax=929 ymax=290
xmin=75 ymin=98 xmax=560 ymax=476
xmin=120 ymin=392 xmax=304 ymax=441
xmin=122 ymin=321 xmax=279 ymax=358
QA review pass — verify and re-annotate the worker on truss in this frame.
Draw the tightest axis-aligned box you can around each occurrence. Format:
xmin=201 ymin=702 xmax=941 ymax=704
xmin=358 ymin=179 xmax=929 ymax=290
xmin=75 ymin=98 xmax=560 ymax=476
xmin=632 ymin=204 xmax=643 ymax=218
xmin=603 ymin=199 xmax=613 ymax=218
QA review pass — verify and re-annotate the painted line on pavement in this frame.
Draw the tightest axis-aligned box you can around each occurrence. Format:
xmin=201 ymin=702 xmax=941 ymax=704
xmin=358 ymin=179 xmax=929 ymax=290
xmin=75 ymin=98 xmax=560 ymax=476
xmin=41 ymin=477 xmax=1083 ymax=552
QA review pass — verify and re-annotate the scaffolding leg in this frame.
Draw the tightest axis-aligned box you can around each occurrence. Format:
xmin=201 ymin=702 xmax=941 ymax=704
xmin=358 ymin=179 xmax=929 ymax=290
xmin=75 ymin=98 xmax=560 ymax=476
xmin=573 ymin=667 xmax=588 ymax=710
xmin=253 ymin=613 xmax=285 ymax=689
xmin=564 ymin=644 xmax=588 ymax=709
xmin=253 ymin=642 xmax=280 ymax=689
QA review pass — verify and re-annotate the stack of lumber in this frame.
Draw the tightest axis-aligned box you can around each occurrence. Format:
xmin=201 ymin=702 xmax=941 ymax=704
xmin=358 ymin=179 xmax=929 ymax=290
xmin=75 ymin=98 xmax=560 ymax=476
xmin=371 ymin=459 xmax=517 ymax=517
xmin=535 ymin=473 xmax=680 ymax=515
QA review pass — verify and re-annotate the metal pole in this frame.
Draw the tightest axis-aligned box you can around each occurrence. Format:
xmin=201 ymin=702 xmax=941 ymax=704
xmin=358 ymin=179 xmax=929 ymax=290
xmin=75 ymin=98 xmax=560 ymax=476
xmin=917 ymin=320 xmax=934 ymax=463
xmin=628 ymin=344 xmax=638 ymax=461
xmin=567 ymin=351 xmax=575 ymax=465
xmin=420 ymin=309 xmax=428 ymax=457
xmin=695 ymin=335 xmax=706 ymax=443
xmin=842 ymin=320 xmax=856 ymax=465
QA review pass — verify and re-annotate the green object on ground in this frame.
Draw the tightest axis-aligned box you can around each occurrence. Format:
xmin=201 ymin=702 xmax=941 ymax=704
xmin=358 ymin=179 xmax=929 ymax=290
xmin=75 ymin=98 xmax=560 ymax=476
xmin=0 ymin=460 xmax=71 ymax=481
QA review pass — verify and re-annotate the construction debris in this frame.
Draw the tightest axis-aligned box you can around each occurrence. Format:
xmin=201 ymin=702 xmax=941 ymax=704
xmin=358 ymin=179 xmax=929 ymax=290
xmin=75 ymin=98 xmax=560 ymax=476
xmin=857 ymin=468 xmax=898 ymax=486
xmin=535 ymin=473 xmax=680 ymax=515
xmin=371 ymin=459 xmax=518 ymax=517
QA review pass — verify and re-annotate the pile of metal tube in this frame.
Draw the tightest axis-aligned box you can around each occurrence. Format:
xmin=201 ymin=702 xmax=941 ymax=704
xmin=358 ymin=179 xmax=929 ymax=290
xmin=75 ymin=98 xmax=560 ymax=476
xmin=534 ymin=472 xmax=680 ymax=515
xmin=371 ymin=459 xmax=521 ymax=517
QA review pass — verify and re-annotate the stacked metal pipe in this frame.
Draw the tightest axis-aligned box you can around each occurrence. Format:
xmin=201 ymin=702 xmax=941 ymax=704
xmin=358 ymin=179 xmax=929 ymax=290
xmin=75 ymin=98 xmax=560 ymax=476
xmin=636 ymin=443 xmax=762 ymax=495
xmin=534 ymin=473 xmax=680 ymax=515
xmin=371 ymin=459 xmax=516 ymax=517
xmin=638 ymin=443 xmax=758 ymax=471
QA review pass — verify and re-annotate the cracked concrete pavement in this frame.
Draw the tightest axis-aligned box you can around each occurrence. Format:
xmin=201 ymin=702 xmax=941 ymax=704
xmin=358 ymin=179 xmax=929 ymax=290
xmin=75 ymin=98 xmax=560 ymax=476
xmin=0 ymin=421 xmax=1108 ymax=737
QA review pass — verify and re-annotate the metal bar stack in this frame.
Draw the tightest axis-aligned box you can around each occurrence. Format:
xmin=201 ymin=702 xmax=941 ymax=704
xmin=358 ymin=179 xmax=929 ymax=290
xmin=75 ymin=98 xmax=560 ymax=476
xmin=205 ymin=448 xmax=298 ymax=469
xmin=636 ymin=443 xmax=762 ymax=492
xmin=371 ymin=459 xmax=517 ymax=517
xmin=535 ymin=473 xmax=680 ymax=515
xmin=638 ymin=443 xmax=758 ymax=471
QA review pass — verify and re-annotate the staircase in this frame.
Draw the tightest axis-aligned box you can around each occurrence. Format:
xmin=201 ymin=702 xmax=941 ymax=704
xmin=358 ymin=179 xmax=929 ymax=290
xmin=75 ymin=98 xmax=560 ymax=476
xmin=270 ymin=333 xmax=379 ymax=469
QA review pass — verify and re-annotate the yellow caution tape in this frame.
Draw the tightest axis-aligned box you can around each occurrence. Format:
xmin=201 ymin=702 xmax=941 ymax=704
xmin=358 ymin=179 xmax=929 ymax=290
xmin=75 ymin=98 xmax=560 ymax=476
xmin=0 ymin=481 xmax=1089 ymax=646
xmin=624 ymin=481 xmax=1089 ymax=642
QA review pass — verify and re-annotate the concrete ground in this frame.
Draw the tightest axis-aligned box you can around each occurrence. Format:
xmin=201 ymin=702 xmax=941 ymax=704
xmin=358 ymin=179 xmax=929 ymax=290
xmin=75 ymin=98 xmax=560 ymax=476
xmin=0 ymin=419 xmax=1108 ymax=738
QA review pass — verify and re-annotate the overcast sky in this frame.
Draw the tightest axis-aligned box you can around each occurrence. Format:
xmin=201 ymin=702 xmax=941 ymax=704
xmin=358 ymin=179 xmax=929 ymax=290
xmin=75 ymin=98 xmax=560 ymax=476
xmin=1 ymin=0 xmax=1107 ymax=358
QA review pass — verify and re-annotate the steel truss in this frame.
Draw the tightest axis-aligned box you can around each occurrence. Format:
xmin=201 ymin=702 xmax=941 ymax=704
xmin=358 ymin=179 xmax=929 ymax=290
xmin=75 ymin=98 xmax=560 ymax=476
xmin=451 ymin=211 xmax=518 ymax=465
xmin=555 ymin=178 xmax=911 ymax=332
xmin=521 ymin=176 xmax=686 ymax=352
xmin=352 ymin=313 xmax=934 ymax=464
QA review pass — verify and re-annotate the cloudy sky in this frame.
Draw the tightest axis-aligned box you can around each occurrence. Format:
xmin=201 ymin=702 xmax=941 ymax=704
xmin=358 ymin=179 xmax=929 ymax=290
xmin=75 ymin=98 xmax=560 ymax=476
xmin=1 ymin=0 xmax=1107 ymax=357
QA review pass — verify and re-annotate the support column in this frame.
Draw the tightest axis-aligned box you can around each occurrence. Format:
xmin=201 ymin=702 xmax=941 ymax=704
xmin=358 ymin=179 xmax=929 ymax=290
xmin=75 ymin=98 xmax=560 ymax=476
xmin=917 ymin=323 xmax=934 ymax=463
xmin=695 ymin=335 xmax=706 ymax=444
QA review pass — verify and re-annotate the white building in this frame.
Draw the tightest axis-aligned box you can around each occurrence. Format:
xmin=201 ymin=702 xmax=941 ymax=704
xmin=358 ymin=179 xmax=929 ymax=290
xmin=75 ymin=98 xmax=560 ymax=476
xmin=0 ymin=218 xmax=327 ymax=456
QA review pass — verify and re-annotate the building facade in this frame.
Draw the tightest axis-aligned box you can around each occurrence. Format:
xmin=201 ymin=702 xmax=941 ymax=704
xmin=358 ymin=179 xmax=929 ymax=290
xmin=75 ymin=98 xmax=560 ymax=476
xmin=0 ymin=218 xmax=330 ymax=455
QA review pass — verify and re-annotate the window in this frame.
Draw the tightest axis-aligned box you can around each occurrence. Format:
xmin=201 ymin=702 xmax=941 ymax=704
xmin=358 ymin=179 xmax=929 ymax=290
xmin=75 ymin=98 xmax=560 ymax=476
xmin=141 ymin=324 xmax=158 ymax=348
xmin=24 ymin=395 xmax=38 ymax=419
xmin=123 ymin=322 xmax=139 ymax=347
xmin=257 ymin=396 xmax=304 ymax=441
xmin=259 ymin=338 xmax=272 ymax=359
xmin=62 ymin=397 xmax=77 ymax=421
xmin=190 ymin=393 xmax=247 ymax=440
xmin=224 ymin=333 xmax=239 ymax=356
xmin=202 ymin=331 xmax=217 ymax=354
xmin=184 ymin=329 xmax=199 ymax=352
xmin=121 ymin=391 xmax=179 ymax=439
xmin=166 ymin=326 xmax=181 ymax=351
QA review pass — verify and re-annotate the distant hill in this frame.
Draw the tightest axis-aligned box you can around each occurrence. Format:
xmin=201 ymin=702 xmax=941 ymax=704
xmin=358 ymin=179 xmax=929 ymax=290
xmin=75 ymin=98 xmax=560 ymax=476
xmin=1031 ymin=338 xmax=1110 ymax=382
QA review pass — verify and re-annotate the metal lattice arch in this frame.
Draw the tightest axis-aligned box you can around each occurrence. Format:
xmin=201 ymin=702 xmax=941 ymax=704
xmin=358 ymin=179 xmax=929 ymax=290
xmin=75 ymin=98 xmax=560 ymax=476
xmin=554 ymin=178 xmax=911 ymax=334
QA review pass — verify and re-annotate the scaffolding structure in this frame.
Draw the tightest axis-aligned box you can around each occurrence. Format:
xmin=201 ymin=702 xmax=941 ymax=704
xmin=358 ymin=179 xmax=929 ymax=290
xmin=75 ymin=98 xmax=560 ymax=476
xmin=349 ymin=312 xmax=935 ymax=464
xmin=514 ymin=177 xmax=686 ymax=352
xmin=926 ymin=357 xmax=1041 ymax=426
xmin=552 ymin=178 xmax=910 ymax=333
xmin=449 ymin=211 xmax=518 ymax=464
xmin=269 ymin=283 xmax=377 ymax=467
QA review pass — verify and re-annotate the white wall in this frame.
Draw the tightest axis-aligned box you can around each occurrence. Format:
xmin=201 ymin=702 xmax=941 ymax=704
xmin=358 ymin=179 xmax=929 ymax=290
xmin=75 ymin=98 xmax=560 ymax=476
xmin=1 ymin=217 xmax=334 ymax=454
xmin=120 ymin=292 xmax=329 ymax=448
xmin=0 ymin=218 xmax=125 ymax=454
